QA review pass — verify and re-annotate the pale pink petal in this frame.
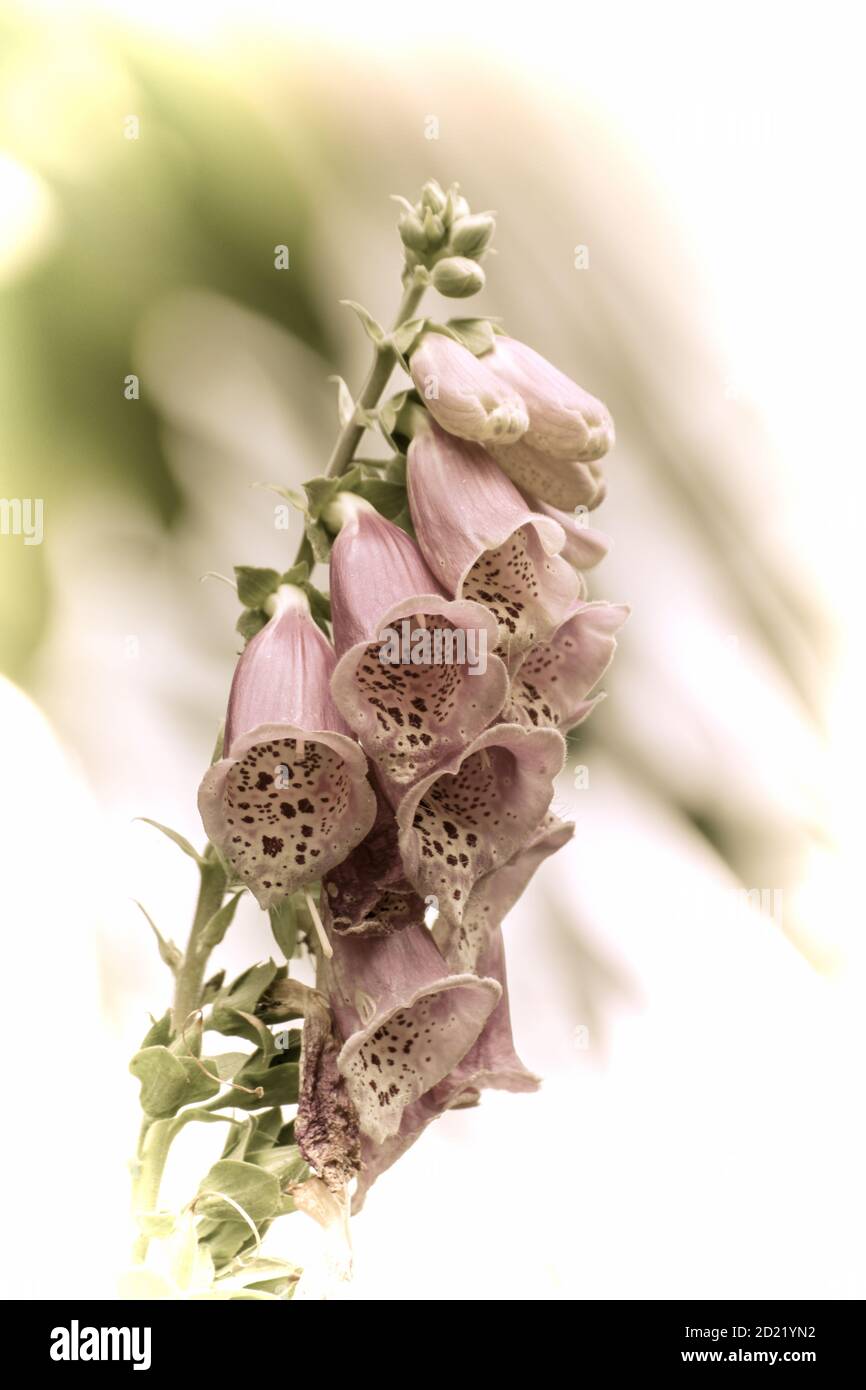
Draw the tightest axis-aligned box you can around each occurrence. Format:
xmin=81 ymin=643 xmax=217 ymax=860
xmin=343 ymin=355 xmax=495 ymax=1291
xmin=199 ymin=724 xmax=376 ymax=909
xmin=396 ymin=723 xmax=566 ymax=928
xmin=410 ymin=332 xmax=529 ymax=445
xmin=484 ymin=336 xmax=614 ymax=461
xmin=322 ymin=902 xmax=501 ymax=1144
xmin=503 ymin=601 xmax=630 ymax=732
xmin=407 ymin=420 xmax=580 ymax=661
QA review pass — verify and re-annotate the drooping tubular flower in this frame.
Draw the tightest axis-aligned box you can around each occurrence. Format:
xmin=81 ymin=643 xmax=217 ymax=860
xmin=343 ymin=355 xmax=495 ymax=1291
xmin=503 ymin=600 xmax=630 ymax=732
xmin=322 ymin=771 xmax=424 ymax=937
xmin=319 ymin=894 xmax=501 ymax=1144
xmin=409 ymin=331 xmax=529 ymax=445
xmin=328 ymin=495 xmax=509 ymax=796
xmin=435 ymin=811 xmax=575 ymax=971
xmin=481 ymin=335 xmax=614 ymax=512
xmin=198 ymin=584 xmax=376 ymax=909
xmin=354 ymin=815 xmax=574 ymax=1209
xmin=396 ymin=722 xmax=566 ymax=928
xmin=407 ymin=415 xmax=580 ymax=664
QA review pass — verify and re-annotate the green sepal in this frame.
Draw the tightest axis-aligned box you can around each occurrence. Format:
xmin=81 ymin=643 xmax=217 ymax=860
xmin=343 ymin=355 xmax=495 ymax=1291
xmin=234 ymin=566 xmax=281 ymax=610
xmin=445 ymin=317 xmax=499 ymax=355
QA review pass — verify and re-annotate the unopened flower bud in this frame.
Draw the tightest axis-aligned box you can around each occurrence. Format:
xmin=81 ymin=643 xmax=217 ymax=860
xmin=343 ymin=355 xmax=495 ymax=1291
xmin=422 ymin=209 xmax=446 ymax=247
xmin=444 ymin=185 xmax=470 ymax=224
xmin=420 ymin=179 xmax=447 ymax=214
xmin=431 ymin=256 xmax=486 ymax=298
xmin=449 ymin=213 xmax=495 ymax=258
xmin=398 ymin=211 xmax=428 ymax=252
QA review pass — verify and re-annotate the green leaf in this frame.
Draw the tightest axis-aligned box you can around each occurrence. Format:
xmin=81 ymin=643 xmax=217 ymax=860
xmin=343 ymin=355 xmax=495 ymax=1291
xmin=210 ymin=962 xmax=280 ymax=1036
xmin=135 ymin=901 xmax=182 ymax=973
xmin=199 ymin=892 xmax=243 ymax=951
xmin=248 ymin=1143 xmax=308 ymax=1186
xmin=140 ymin=1011 xmax=172 ymax=1049
xmin=230 ymin=1054 xmax=300 ymax=1111
xmin=246 ymin=1108 xmax=284 ymax=1153
xmin=196 ymin=1160 xmax=281 ymax=1226
xmin=197 ymin=1218 xmax=257 ymax=1268
xmin=136 ymin=819 xmax=205 ymax=865
xmin=130 ymin=1046 xmax=219 ymax=1118
xmin=340 ymin=299 xmax=385 ymax=345
xmin=234 ymin=566 xmax=281 ymax=610
xmin=231 ymin=1008 xmax=277 ymax=1060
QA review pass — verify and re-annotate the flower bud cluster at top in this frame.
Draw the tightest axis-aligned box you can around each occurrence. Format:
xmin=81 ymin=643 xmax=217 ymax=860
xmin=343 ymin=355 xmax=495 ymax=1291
xmin=397 ymin=179 xmax=494 ymax=298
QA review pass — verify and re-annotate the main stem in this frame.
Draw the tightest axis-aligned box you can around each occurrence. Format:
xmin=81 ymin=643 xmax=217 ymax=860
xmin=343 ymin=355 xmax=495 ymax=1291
xmin=172 ymin=844 xmax=229 ymax=1036
xmin=325 ymin=279 xmax=424 ymax=479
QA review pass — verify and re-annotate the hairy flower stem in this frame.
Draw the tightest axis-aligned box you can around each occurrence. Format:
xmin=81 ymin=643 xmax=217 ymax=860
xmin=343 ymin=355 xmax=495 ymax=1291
xmin=131 ymin=1118 xmax=177 ymax=1263
xmin=327 ymin=280 xmax=424 ymax=478
xmin=172 ymin=844 xmax=229 ymax=1037
xmin=291 ymin=278 xmax=425 ymax=566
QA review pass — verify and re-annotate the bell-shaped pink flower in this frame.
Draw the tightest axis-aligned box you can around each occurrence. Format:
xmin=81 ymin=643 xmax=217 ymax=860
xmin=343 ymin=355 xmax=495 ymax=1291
xmin=198 ymin=586 xmax=376 ymax=909
xmin=354 ymin=815 xmax=574 ymax=1209
xmin=329 ymin=498 xmax=510 ymax=795
xmin=322 ymin=772 xmax=423 ymax=937
xmin=320 ymin=896 xmax=501 ymax=1144
xmin=407 ymin=418 xmax=580 ymax=663
xmin=409 ymin=332 xmax=529 ymax=445
xmin=396 ymin=722 xmax=566 ymax=928
xmin=503 ymin=600 xmax=630 ymax=733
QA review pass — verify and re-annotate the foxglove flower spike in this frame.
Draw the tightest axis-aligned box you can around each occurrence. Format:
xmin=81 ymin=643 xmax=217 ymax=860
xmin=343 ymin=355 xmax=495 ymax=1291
xmin=198 ymin=586 xmax=376 ymax=909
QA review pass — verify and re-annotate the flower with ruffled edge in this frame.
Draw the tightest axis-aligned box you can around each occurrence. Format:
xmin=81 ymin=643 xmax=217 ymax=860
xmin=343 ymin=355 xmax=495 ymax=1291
xmin=503 ymin=600 xmax=630 ymax=732
xmin=524 ymin=497 xmax=611 ymax=573
xmin=407 ymin=417 xmax=580 ymax=664
xmin=354 ymin=815 xmax=573 ymax=1208
xmin=328 ymin=496 xmax=510 ymax=796
xmin=396 ymin=722 xmax=566 ymax=928
xmin=409 ymin=331 xmax=529 ymax=445
xmin=319 ymin=896 xmax=501 ymax=1144
xmin=198 ymin=585 xmax=376 ymax=909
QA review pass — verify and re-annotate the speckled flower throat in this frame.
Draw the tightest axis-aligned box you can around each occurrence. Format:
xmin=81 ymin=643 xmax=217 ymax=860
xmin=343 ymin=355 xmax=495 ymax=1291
xmin=129 ymin=179 xmax=626 ymax=1297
